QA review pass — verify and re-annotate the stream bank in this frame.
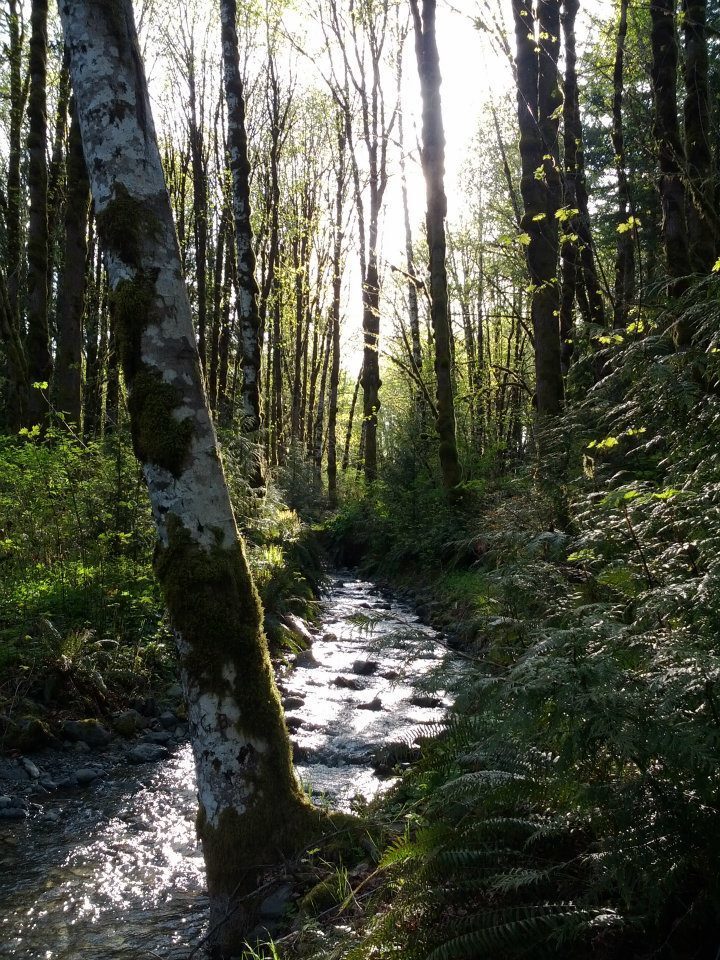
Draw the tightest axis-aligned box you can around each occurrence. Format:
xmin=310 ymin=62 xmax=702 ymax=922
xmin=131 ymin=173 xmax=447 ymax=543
xmin=0 ymin=570 xmax=455 ymax=959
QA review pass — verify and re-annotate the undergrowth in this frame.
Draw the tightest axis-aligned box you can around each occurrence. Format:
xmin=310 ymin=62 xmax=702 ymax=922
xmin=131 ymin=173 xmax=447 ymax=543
xmin=313 ymin=278 xmax=720 ymax=960
xmin=0 ymin=425 xmax=324 ymax=730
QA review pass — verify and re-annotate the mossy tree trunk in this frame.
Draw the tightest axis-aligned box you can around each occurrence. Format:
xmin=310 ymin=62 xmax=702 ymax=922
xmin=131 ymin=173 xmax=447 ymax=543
xmin=25 ymin=0 xmax=52 ymax=427
xmin=55 ymin=98 xmax=90 ymax=426
xmin=410 ymin=0 xmax=462 ymax=491
xmin=219 ymin=0 xmax=265 ymax=485
xmin=59 ymin=2 xmax=320 ymax=953
xmin=511 ymin=0 xmax=564 ymax=415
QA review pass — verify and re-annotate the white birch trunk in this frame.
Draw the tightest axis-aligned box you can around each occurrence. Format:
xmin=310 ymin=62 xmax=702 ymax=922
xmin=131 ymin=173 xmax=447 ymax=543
xmin=58 ymin=1 xmax=315 ymax=951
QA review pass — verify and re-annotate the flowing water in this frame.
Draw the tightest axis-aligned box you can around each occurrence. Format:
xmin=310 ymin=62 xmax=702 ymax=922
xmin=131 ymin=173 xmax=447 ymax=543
xmin=0 ymin=573 xmax=450 ymax=959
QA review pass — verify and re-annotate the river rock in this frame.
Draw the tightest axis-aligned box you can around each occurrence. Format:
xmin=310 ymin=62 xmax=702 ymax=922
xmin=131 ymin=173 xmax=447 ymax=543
xmin=127 ymin=744 xmax=168 ymax=764
xmin=294 ymin=649 xmax=320 ymax=669
xmin=381 ymin=669 xmax=401 ymax=681
xmin=357 ymin=696 xmax=383 ymax=711
xmin=62 ymin=719 xmax=112 ymax=748
xmin=112 ymin=709 xmax=146 ymax=738
xmin=409 ymin=695 xmax=443 ymax=709
xmin=333 ymin=676 xmax=365 ymax=691
xmin=285 ymin=716 xmax=303 ymax=731
xmin=39 ymin=778 xmax=58 ymax=791
xmin=260 ymin=884 xmax=293 ymax=919
xmin=19 ymin=757 xmax=40 ymax=780
xmin=284 ymin=614 xmax=314 ymax=645
xmin=74 ymin=741 xmax=91 ymax=754
xmin=75 ymin=768 xmax=104 ymax=785
xmin=142 ymin=730 xmax=173 ymax=745
xmin=0 ymin=807 xmax=28 ymax=820
xmin=352 ymin=660 xmax=379 ymax=676
xmin=0 ymin=795 xmax=26 ymax=810
xmin=130 ymin=696 xmax=160 ymax=718
xmin=158 ymin=710 xmax=177 ymax=729
xmin=323 ymin=632 xmax=338 ymax=643
xmin=165 ymin=682 xmax=184 ymax=701
xmin=372 ymin=742 xmax=422 ymax=774
xmin=282 ymin=695 xmax=305 ymax=711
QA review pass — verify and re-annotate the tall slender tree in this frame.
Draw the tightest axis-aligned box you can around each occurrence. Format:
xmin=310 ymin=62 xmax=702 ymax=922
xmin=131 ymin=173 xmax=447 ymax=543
xmin=59 ymin=2 xmax=321 ymax=953
xmin=219 ymin=0 xmax=263 ymax=445
xmin=410 ymin=0 xmax=462 ymax=490
xmin=25 ymin=0 xmax=51 ymax=426
xmin=511 ymin=0 xmax=564 ymax=415
xmin=55 ymin=99 xmax=90 ymax=425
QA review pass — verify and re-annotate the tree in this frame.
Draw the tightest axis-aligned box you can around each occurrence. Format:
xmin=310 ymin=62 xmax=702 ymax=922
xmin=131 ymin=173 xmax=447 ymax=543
xmin=511 ymin=0 xmax=564 ymax=415
xmin=219 ymin=0 xmax=263 ymax=447
xmin=611 ymin=0 xmax=636 ymax=329
xmin=25 ymin=0 xmax=51 ymax=426
xmin=650 ymin=0 xmax=693 ymax=344
xmin=59 ymin=1 xmax=320 ymax=952
xmin=410 ymin=0 xmax=462 ymax=490
xmin=54 ymin=98 xmax=90 ymax=425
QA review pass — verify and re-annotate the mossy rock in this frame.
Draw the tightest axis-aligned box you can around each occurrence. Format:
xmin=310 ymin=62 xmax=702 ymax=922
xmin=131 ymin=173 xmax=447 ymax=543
xmin=298 ymin=876 xmax=346 ymax=916
xmin=111 ymin=709 xmax=146 ymax=738
xmin=1 ymin=716 xmax=53 ymax=752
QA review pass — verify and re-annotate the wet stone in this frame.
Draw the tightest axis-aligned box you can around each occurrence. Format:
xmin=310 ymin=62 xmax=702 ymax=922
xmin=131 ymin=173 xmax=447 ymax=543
xmin=333 ymin=676 xmax=365 ymax=691
xmin=75 ymin=768 xmax=104 ymax=786
xmin=142 ymin=730 xmax=173 ymax=745
xmin=294 ymin=650 xmax=321 ymax=669
xmin=283 ymin=696 xmax=305 ymax=711
xmin=62 ymin=719 xmax=112 ymax=748
xmin=352 ymin=660 xmax=379 ymax=676
xmin=409 ymin=695 xmax=444 ymax=709
xmin=357 ymin=697 xmax=383 ymax=712
xmin=20 ymin=757 xmax=40 ymax=780
xmin=127 ymin=744 xmax=169 ymax=764
xmin=159 ymin=710 xmax=177 ymax=729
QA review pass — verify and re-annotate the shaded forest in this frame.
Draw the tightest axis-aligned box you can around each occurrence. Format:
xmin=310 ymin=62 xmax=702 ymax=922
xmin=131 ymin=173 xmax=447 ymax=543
xmin=2 ymin=0 xmax=720 ymax=957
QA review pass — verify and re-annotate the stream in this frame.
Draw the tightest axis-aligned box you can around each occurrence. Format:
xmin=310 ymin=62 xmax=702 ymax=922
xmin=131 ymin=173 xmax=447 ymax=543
xmin=0 ymin=573 xmax=451 ymax=959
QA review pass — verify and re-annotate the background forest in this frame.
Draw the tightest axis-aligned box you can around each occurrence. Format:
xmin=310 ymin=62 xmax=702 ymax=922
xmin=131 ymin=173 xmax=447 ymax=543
xmin=3 ymin=0 xmax=720 ymax=957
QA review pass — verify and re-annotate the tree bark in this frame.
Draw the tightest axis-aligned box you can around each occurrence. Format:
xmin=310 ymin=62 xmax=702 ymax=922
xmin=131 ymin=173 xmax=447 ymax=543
xmin=681 ymin=0 xmax=717 ymax=271
xmin=60 ymin=3 xmax=320 ymax=953
xmin=25 ymin=0 xmax=52 ymax=426
xmin=410 ymin=0 xmax=462 ymax=490
xmin=650 ymin=0 xmax=693 ymax=344
xmin=220 ymin=0 xmax=263 ymax=439
xmin=511 ymin=0 xmax=564 ymax=415
xmin=611 ymin=0 xmax=636 ymax=329
xmin=55 ymin=98 xmax=90 ymax=425
xmin=561 ymin=0 xmax=605 ymax=331
xmin=327 ymin=119 xmax=346 ymax=507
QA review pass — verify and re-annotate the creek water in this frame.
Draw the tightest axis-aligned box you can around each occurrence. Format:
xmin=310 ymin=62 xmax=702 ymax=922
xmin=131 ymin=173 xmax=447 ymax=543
xmin=0 ymin=573 xmax=449 ymax=959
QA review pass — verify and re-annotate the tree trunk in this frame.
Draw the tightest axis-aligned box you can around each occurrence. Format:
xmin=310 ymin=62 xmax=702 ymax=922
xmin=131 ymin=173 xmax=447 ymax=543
xmin=650 ymin=0 xmax=693 ymax=344
xmin=25 ymin=0 xmax=52 ymax=427
xmin=343 ymin=365 xmax=362 ymax=471
xmin=682 ymin=0 xmax=717 ymax=271
xmin=511 ymin=0 xmax=564 ymax=415
xmin=220 ymin=0 xmax=263 ymax=439
xmin=6 ymin=0 xmax=28 ymax=324
xmin=188 ymin=61 xmax=209 ymax=372
xmin=410 ymin=0 xmax=462 ymax=490
xmin=611 ymin=0 xmax=636 ymax=329
xmin=327 ymin=120 xmax=346 ymax=507
xmin=561 ymin=0 xmax=605 ymax=330
xmin=55 ymin=98 xmax=90 ymax=425
xmin=60 ymin=3 xmax=320 ymax=953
